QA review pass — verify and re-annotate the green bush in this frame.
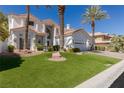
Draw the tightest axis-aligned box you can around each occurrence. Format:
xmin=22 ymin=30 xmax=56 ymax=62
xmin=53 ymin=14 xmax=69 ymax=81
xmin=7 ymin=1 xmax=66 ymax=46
xmin=95 ymin=46 xmax=99 ymax=50
xmin=36 ymin=44 xmax=43 ymax=51
xmin=68 ymin=48 xmax=80 ymax=52
xmin=53 ymin=45 xmax=60 ymax=51
xmin=100 ymin=46 xmax=105 ymax=51
xmin=73 ymin=48 xmax=80 ymax=52
xmin=48 ymin=46 xmax=53 ymax=52
xmin=119 ymin=48 xmax=124 ymax=53
xmin=95 ymin=46 xmax=105 ymax=51
xmin=63 ymin=48 xmax=66 ymax=52
xmin=8 ymin=45 xmax=15 ymax=52
xmin=68 ymin=48 xmax=73 ymax=52
xmin=107 ymin=46 xmax=119 ymax=52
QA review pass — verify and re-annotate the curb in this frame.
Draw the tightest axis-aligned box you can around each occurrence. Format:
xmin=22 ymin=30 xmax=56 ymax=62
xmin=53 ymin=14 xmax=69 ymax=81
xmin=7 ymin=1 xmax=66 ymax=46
xmin=75 ymin=60 xmax=124 ymax=88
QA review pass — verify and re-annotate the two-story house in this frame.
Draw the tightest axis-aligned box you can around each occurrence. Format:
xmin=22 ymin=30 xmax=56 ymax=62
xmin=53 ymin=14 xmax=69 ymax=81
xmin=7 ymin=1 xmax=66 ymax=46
xmin=89 ymin=32 xmax=112 ymax=46
xmin=8 ymin=14 xmax=59 ymax=51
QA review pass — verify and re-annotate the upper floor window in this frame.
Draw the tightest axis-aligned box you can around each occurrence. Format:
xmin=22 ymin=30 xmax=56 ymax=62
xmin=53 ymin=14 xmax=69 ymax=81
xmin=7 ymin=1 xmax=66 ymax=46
xmin=31 ymin=22 xmax=36 ymax=29
xmin=19 ymin=34 xmax=22 ymax=36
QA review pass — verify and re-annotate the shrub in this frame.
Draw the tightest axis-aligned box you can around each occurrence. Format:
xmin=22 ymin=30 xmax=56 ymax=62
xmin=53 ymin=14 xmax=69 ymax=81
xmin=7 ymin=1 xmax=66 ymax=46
xmin=95 ymin=46 xmax=105 ymax=51
xmin=36 ymin=44 xmax=43 ymax=51
xmin=100 ymin=46 xmax=105 ymax=51
xmin=68 ymin=48 xmax=73 ymax=52
xmin=48 ymin=46 xmax=53 ymax=52
xmin=68 ymin=48 xmax=80 ymax=52
xmin=8 ymin=45 xmax=15 ymax=52
xmin=121 ymin=50 xmax=124 ymax=53
xmin=95 ymin=46 xmax=99 ymax=50
xmin=63 ymin=48 xmax=66 ymax=52
xmin=53 ymin=45 xmax=60 ymax=51
xmin=119 ymin=48 xmax=124 ymax=53
xmin=73 ymin=48 xmax=80 ymax=52
xmin=107 ymin=46 xmax=119 ymax=52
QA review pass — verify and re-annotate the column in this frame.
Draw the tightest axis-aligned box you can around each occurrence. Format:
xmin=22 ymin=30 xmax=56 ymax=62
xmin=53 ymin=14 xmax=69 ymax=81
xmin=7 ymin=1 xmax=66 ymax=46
xmin=53 ymin=27 xmax=56 ymax=46
xmin=42 ymin=24 xmax=46 ymax=33
xmin=36 ymin=24 xmax=38 ymax=31
xmin=45 ymin=34 xmax=48 ymax=46
xmin=11 ymin=18 xmax=14 ymax=28
xmin=21 ymin=19 xmax=24 ymax=27
xmin=44 ymin=34 xmax=48 ymax=51
xmin=30 ymin=34 xmax=36 ymax=51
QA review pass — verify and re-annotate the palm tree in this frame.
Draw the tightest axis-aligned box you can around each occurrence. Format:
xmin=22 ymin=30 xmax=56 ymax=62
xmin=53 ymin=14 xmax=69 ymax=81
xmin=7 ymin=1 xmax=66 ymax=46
xmin=82 ymin=6 xmax=109 ymax=50
xmin=58 ymin=5 xmax=65 ymax=51
xmin=24 ymin=5 xmax=30 ymax=50
xmin=0 ymin=12 xmax=9 ymax=41
xmin=24 ymin=5 xmax=51 ymax=50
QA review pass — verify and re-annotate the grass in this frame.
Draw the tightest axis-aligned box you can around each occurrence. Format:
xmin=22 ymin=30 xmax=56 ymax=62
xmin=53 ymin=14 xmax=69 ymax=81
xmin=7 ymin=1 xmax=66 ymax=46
xmin=0 ymin=52 xmax=120 ymax=88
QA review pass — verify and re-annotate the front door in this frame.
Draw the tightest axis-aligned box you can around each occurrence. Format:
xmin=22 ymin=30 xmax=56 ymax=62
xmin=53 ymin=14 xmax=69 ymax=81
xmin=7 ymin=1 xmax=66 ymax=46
xmin=19 ymin=38 xmax=24 ymax=49
xmin=27 ymin=39 xmax=31 ymax=50
xmin=47 ymin=41 xmax=49 ymax=46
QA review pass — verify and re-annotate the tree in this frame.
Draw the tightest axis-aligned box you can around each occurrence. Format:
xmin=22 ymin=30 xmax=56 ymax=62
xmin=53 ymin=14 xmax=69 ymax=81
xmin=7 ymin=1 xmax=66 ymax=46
xmin=24 ymin=5 xmax=51 ymax=50
xmin=24 ymin=5 xmax=30 ymax=50
xmin=82 ymin=6 xmax=109 ymax=50
xmin=0 ymin=12 xmax=9 ymax=41
xmin=109 ymin=36 xmax=124 ymax=52
xmin=58 ymin=5 xmax=65 ymax=51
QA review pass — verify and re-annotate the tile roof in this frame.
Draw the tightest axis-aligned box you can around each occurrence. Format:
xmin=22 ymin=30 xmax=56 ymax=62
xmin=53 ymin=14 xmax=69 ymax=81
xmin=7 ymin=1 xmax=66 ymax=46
xmin=41 ymin=19 xmax=55 ymax=25
xmin=41 ymin=19 xmax=60 ymax=28
xmin=9 ymin=14 xmax=40 ymax=22
xmin=89 ymin=32 xmax=113 ymax=38
xmin=9 ymin=14 xmax=60 ymax=28
xmin=10 ymin=26 xmax=46 ymax=36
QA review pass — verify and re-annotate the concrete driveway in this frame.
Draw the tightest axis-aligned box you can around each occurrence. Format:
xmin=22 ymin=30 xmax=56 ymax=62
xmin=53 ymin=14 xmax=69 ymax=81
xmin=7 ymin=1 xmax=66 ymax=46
xmin=91 ymin=51 xmax=124 ymax=59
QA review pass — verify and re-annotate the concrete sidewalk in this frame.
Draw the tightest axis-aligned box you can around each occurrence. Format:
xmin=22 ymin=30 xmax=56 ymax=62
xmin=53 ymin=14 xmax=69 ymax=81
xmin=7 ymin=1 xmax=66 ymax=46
xmin=75 ymin=60 xmax=124 ymax=88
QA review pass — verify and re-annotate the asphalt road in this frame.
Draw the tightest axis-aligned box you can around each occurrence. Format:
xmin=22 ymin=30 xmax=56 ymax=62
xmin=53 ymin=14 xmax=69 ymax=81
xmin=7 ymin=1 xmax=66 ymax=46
xmin=110 ymin=72 xmax=124 ymax=88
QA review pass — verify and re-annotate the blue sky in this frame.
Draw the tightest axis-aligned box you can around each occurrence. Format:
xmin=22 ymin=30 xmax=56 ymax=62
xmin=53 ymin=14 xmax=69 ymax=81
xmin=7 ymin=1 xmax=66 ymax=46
xmin=0 ymin=5 xmax=124 ymax=35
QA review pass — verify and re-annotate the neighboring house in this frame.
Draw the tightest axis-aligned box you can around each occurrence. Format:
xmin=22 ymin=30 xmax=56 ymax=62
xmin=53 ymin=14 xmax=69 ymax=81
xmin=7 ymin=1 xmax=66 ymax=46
xmin=55 ymin=24 xmax=93 ymax=51
xmin=0 ymin=14 xmax=92 ymax=53
xmin=89 ymin=32 xmax=112 ymax=46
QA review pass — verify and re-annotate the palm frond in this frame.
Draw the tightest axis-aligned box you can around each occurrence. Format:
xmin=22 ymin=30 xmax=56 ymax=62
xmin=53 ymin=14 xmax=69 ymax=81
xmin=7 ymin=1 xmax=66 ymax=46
xmin=82 ymin=5 xmax=109 ymax=24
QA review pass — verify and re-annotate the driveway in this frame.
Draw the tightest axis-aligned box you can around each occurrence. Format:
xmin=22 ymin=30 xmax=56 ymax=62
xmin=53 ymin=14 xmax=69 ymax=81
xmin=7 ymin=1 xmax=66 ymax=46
xmin=90 ymin=51 xmax=124 ymax=59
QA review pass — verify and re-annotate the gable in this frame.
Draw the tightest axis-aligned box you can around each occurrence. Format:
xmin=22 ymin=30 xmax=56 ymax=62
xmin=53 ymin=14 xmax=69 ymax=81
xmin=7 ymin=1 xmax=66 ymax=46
xmin=72 ymin=29 xmax=92 ymax=43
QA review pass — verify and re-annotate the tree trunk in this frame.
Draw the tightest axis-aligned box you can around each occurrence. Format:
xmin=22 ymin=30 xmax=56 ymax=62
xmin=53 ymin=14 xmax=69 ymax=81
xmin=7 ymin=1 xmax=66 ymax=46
xmin=59 ymin=14 xmax=64 ymax=51
xmin=58 ymin=5 xmax=65 ymax=51
xmin=24 ymin=5 xmax=30 ymax=50
xmin=91 ymin=20 xmax=95 ymax=50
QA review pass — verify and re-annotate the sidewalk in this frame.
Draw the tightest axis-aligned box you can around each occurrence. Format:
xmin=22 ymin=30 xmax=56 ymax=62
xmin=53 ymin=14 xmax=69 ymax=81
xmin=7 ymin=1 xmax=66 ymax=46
xmin=75 ymin=60 xmax=124 ymax=88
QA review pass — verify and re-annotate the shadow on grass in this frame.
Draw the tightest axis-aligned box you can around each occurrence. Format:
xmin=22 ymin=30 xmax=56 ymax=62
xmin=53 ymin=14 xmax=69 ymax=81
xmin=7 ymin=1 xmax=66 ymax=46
xmin=0 ymin=53 xmax=24 ymax=72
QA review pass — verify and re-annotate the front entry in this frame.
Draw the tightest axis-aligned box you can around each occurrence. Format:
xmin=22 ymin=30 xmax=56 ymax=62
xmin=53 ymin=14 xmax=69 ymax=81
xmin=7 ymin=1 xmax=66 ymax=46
xmin=47 ymin=41 xmax=50 ymax=46
xmin=27 ymin=39 xmax=31 ymax=50
xmin=19 ymin=38 xmax=24 ymax=49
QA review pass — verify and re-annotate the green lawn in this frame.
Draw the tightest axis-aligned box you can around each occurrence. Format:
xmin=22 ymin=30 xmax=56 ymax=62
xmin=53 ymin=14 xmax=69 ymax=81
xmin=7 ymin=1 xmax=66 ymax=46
xmin=0 ymin=52 xmax=120 ymax=88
